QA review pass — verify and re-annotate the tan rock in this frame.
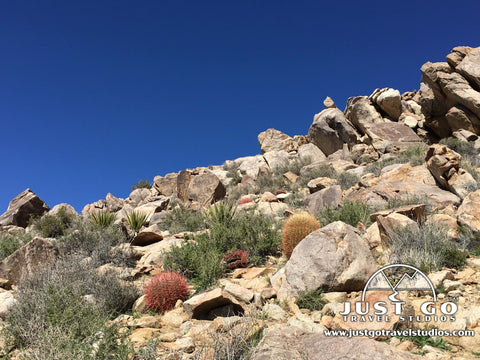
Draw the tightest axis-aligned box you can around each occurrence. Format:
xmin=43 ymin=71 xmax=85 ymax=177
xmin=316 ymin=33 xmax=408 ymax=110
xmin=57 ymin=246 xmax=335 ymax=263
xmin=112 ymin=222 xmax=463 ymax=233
xmin=283 ymin=171 xmax=298 ymax=184
xmin=183 ymin=288 xmax=246 ymax=320
xmin=457 ymin=189 xmax=480 ymax=232
xmin=370 ymin=204 xmax=426 ymax=223
xmin=161 ymin=306 xmax=190 ymax=328
xmin=135 ymin=315 xmax=161 ymax=329
xmin=0 ymin=189 xmax=49 ymax=227
xmin=307 ymin=177 xmax=338 ymax=193
xmin=129 ymin=328 xmax=161 ymax=344
xmin=258 ymin=128 xmax=292 ymax=154
xmin=261 ymin=191 xmax=278 ymax=203
xmin=133 ymin=295 xmax=147 ymax=314
xmin=323 ymin=96 xmax=336 ymax=109
xmin=223 ymin=281 xmax=254 ymax=303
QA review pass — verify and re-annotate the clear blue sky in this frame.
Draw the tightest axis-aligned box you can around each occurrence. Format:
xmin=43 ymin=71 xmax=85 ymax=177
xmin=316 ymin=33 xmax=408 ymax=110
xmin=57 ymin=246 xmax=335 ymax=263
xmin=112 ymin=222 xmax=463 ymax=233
xmin=1 ymin=0 xmax=479 ymax=213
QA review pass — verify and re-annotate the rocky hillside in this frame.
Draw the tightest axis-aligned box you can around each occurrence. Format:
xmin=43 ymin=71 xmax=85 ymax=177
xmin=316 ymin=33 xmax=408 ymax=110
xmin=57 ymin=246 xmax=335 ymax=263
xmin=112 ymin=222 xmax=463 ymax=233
xmin=1 ymin=46 xmax=480 ymax=360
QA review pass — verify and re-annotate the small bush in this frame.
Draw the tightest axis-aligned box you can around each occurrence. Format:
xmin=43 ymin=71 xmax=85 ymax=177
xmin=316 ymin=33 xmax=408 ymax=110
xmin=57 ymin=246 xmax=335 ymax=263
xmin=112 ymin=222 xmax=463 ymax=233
xmin=144 ymin=271 xmax=190 ymax=313
xmin=439 ymin=137 xmax=479 ymax=165
xmin=89 ymin=210 xmax=116 ymax=228
xmin=388 ymin=223 xmax=467 ymax=273
xmin=164 ymin=210 xmax=280 ymax=289
xmin=58 ymin=219 xmax=129 ymax=267
xmin=317 ymin=200 xmax=372 ymax=227
xmin=223 ymin=161 xmax=242 ymax=186
xmin=337 ymin=172 xmax=360 ymax=190
xmin=282 ymin=212 xmax=320 ymax=259
xmin=158 ymin=205 xmax=206 ymax=234
xmin=126 ymin=211 xmax=148 ymax=233
xmin=0 ymin=233 xmax=31 ymax=261
xmin=205 ymin=201 xmax=237 ymax=227
xmin=297 ymin=164 xmax=336 ymax=187
xmin=32 ymin=208 xmax=75 ymax=238
xmin=130 ymin=179 xmax=152 ymax=190
xmin=295 ymin=288 xmax=326 ymax=311
xmin=4 ymin=256 xmax=139 ymax=359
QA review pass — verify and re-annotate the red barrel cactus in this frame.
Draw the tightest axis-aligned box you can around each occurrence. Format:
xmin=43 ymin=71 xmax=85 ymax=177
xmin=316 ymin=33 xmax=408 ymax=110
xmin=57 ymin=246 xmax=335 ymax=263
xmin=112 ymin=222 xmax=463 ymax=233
xmin=144 ymin=271 xmax=189 ymax=313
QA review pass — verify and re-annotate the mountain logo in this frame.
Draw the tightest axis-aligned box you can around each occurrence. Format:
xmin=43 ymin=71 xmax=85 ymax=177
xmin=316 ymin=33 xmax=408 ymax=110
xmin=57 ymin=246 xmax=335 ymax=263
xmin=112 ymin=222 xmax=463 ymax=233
xmin=340 ymin=264 xmax=457 ymax=323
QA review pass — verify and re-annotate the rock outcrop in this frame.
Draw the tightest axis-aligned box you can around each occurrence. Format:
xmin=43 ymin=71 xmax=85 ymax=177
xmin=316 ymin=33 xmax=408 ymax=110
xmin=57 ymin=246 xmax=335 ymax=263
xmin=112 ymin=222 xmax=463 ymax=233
xmin=0 ymin=189 xmax=49 ymax=228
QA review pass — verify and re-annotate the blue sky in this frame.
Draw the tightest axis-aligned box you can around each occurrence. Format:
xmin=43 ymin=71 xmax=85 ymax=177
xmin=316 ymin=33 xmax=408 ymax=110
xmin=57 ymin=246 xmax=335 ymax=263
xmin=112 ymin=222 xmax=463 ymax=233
xmin=1 ymin=0 xmax=479 ymax=213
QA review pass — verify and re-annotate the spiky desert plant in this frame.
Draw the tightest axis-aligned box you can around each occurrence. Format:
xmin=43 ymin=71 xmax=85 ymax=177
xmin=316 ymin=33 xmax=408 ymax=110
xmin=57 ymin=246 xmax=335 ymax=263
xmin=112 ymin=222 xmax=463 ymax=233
xmin=223 ymin=249 xmax=249 ymax=270
xmin=205 ymin=201 xmax=237 ymax=226
xmin=144 ymin=271 xmax=189 ymax=313
xmin=126 ymin=211 xmax=148 ymax=233
xmin=89 ymin=211 xmax=116 ymax=228
xmin=282 ymin=212 xmax=320 ymax=259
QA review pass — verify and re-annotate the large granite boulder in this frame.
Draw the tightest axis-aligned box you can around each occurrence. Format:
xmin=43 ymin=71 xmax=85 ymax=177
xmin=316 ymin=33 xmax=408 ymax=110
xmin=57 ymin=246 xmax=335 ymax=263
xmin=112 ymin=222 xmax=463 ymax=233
xmin=370 ymin=88 xmax=402 ymax=120
xmin=456 ymin=46 xmax=480 ymax=90
xmin=457 ymin=189 xmax=480 ymax=233
xmin=0 ymin=237 xmax=59 ymax=286
xmin=0 ymin=189 xmax=49 ymax=228
xmin=425 ymin=144 xmax=476 ymax=199
xmin=187 ymin=170 xmax=226 ymax=206
xmin=307 ymin=108 xmax=359 ymax=156
xmin=258 ymin=128 xmax=291 ymax=154
xmin=277 ymin=221 xmax=377 ymax=300
xmin=153 ymin=173 xmax=178 ymax=197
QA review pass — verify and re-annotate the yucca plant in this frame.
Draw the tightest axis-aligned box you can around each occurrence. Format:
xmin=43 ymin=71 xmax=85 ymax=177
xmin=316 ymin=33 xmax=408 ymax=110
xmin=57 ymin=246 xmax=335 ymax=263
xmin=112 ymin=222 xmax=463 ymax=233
xmin=126 ymin=211 xmax=148 ymax=234
xmin=89 ymin=211 xmax=116 ymax=228
xmin=205 ymin=201 xmax=237 ymax=226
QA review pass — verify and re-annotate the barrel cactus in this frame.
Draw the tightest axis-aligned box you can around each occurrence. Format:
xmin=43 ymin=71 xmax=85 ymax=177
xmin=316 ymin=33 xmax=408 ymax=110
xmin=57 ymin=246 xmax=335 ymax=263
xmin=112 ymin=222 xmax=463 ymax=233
xmin=282 ymin=212 xmax=320 ymax=259
xmin=144 ymin=271 xmax=189 ymax=313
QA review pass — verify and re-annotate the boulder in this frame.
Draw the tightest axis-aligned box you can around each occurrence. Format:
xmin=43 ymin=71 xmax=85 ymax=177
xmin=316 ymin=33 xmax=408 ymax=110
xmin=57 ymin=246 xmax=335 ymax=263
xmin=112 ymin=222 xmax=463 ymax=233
xmin=370 ymin=204 xmax=426 ymax=223
xmin=457 ymin=189 xmax=480 ymax=232
xmin=297 ymin=143 xmax=327 ymax=163
xmin=456 ymin=46 xmax=480 ymax=90
xmin=48 ymin=203 xmax=77 ymax=216
xmin=177 ymin=170 xmax=193 ymax=203
xmin=131 ymin=224 xmax=164 ymax=246
xmin=183 ymin=288 xmax=246 ymax=320
xmin=187 ymin=170 xmax=226 ymax=206
xmin=370 ymin=88 xmax=402 ymax=120
xmin=257 ymin=128 xmax=292 ymax=154
xmin=307 ymin=108 xmax=359 ymax=156
xmin=378 ymin=164 xmax=435 ymax=185
xmin=105 ymin=193 xmax=124 ymax=212
xmin=263 ymin=150 xmax=290 ymax=172
xmin=362 ymin=122 xmax=424 ymax=153
xmin=344 ymin=96 xmax=385 ymax=135
xmin=251 ymin=326 xmax=422 ymax=360
xmin=0 ymin=189 xmax=49 ymax=228
xmin=277 ymin=222 xmax=377 ymax=300
xmin=445 ymin=105 xmax=480 ymax=134
xmin=304 ymin=185 xmax=342 ymax=214
xmin=446 ymin=46 xmax=472 ymax=68
xmin=153 ymin=173 xmax=178 ymax=197
xmin=134 ymin=197 xmax=170 ymax=218
xmin=237 ymin=155 xmax=269 ymax=179
xmin=376 ymin=213 xmax=419 ymax=247
xmin=135 ymin=237 xmax=183 ymax=267
xmin=307 ymin=177 xmax=338 ymax=193
xmin=426 ymin=144 xmax=476 ymax=199
xmin=127 ymin=188 xmax=151 ymax=207
xmin=0 ymin=237 xmax=59 ymax=286
xmin=323 ymin=96 xmax=336 ymax=109
xmin=81 ymin=199 xmax=107 ymax=215
xmin=347 ymin=181 xmax=461 ymax=210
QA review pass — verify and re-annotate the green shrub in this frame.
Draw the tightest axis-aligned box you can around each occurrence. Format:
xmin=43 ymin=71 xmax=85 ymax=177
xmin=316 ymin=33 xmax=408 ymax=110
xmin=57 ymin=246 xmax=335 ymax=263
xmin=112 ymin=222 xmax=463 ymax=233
xmin=364 ymin=143 xmax=429 ymax=176
xmin=158 ymin=205 xmax=206 ymax=234
xmin=273 ymin=157 xmax=312 ymax=176
xmin=130 ymin=179 xmax=152 ymax=190
xmin=32 ymin=208 xmax=75 ymax=238
xmin=0 ymin=233 xmax=31 ymax=261
xmin=205 ymin=201 xmax=237 ymax=226
xmin=164 ymin=210 xmax=280 ymax=289
xmin=295 ymin=288 xmax=327 ymax=311
xmin=337 ymin=172 xmax=360 ymax=190
xmin=223 ymin=161 xmax=242 ymax=186
xmin=297 ymin=164 xmax=336 ymax=187
xmin=126 ymin=211 xmax=148 ymax=233
xmin=439 ymin=137 xmax=479 ymax=165
xmin=89 ymin=210 xmax=116 ymax=228
xmin=3 ymin=256 xmax=139 ymax=360
xmin=317 ymin=200 xmax=372 ymax=227
xmin=57 ymin=219 xmax=130 ymax=267
xmin=388 ymin=223 xmax=467 ymax=273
